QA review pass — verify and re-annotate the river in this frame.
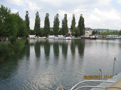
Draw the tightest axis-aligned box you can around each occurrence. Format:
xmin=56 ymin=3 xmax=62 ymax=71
xmin=0 ymin=39 xmax=121 ymax=90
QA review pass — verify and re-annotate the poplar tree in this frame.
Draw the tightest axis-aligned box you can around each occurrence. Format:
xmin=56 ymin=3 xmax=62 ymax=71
xmin=71 ymin=14 xmax=76 ymax=32
xmin=34 ymin=11 xmax=40 ymax=36
xmin=44 ymin=13 xmax=50 ymax=37
xmin=78 ymin=14 xmax=85 ymax=35
xmin=62 ymin=14 xmax=68 ymax=35
xmin=53 ymin=14 xmax=59 ymax=36
xmin=25 ymin=11 xmax=30 ymax=34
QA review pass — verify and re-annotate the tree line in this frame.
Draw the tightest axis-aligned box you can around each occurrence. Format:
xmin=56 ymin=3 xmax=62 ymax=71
xmin=92 ymin=29 xmax=121 ymax=35
xmin=0 ymin=5 xmax=85 ymax=39
xmin=31 ymin=12 xmax=85 ymax=37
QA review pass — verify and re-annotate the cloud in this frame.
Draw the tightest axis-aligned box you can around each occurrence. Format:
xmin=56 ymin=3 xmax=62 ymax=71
xmin=4 ymin=0 xmax=121 ymax=29
xmin=28 ymin=2 xmax=40 ymax=11
xmin=11 ymin=9 xmax=18 ymax=13
xmin=30 ymin=19 xmax=35 ymax=30
xmin=85 ymin=8 xmax=121 ymax=29
xmin=6 ymin=0 xmax=25 ymax=6
xmin=117 ymin=0 xmax=121 ymax=4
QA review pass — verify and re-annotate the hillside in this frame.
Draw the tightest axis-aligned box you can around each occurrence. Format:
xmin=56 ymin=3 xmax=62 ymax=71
xmin=93 ymin=29 xmax=119 ymax=32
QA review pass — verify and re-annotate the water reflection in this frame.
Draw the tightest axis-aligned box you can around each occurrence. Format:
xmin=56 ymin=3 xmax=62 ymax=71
xmin=34 ymin=41 xmax=40 ymax=58
xmin=1 ymin=39 xmax=121 ymax=90
xmin=53 ymin=41 xmax=59 ymax=59
xmin=0 ymin=44 xmax=30 ymax=81
xmin=28 ymin=39 xmax=85 ymax=60
xmin=44 ymin=40 xmax=50 ymax=60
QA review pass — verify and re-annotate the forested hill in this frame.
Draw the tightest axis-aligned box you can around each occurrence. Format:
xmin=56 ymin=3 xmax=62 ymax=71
xmin=92 ymin=29 xmax=119 ymax=32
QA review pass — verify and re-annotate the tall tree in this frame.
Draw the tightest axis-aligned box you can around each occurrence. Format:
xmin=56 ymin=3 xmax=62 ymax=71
xmin=53 ymin=14 xmax=59 ymax=36
xmin=34 ymin=11 xmax=40 ymax=36
xmin=25 ymin=11 xmax=30 ymax=34
xmin=71 ymin=14 xmax=76 ymax=33
xmin=78 ymin=14 xmax=85 ymax=35
xmin=0 ymin=5 xmax=11 ymax=37
xmin=44 ymin=13 xmax=50 ymax=37
xmin=62 ymin=14 xmax=68 ymax=35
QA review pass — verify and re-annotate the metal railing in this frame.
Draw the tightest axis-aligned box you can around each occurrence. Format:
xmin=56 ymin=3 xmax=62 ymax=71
xmin=70 ymin=80 xmax=115 ymax=90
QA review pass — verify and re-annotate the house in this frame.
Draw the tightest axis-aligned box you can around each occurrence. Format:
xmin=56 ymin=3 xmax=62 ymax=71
xmin=85 ymin=27 xmax=93 ymax=36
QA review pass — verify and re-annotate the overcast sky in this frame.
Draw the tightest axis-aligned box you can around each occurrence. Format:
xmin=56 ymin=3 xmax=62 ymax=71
xmin=1 ymin=0 xmax=121 ymax=30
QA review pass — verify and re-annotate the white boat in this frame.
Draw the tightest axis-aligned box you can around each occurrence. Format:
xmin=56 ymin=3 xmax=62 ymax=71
xmin=54 ymin=36 xmax=58 ymax=39
xmin=58 ymin=35 xmax=64 ymax=39
xmin=42 ymin=37 xmax=46 ymax=39
xmin=64 ymin=36 xmax=71 ymax=40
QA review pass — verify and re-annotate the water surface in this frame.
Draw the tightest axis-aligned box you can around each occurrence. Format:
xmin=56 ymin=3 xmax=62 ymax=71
xmin=0 ymin=39 xmax=121 ymax=90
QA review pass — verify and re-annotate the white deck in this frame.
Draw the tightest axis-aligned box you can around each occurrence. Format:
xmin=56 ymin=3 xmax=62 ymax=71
xmin=91 ymin=73 xmax=121 ymax=90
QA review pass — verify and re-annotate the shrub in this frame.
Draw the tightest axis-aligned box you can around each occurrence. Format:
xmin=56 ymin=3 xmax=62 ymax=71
xmin=9 ymin=36 xmax=16 ymax=44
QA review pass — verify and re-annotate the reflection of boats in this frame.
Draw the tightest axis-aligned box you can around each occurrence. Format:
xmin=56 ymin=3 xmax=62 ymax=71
xmin=81 ymin=35 xmax=96 ymax=39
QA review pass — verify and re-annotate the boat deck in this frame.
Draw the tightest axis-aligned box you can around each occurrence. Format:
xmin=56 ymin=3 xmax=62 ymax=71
xmin=91 ymin=73 xmax=121 ymax=90
xmin=106 ymin=79 xmax=121 ymax=90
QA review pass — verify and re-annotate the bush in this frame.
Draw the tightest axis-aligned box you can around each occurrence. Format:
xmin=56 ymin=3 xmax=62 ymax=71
xmin=0 ymin=43 xmax=9 ymax=56
xmin=23 ymin=36 xmax=26 ymax=39
xmin=9 ymin=36 xmax=16 ymax=44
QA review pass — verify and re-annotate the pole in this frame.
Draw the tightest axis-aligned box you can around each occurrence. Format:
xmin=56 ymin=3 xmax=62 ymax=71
xmin=113 ymin=57 xmax=116 ymax=76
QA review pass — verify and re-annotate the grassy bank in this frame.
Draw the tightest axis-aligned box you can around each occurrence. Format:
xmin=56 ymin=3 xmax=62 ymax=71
xmin=0 ymin=39 xmax=27 ymax=61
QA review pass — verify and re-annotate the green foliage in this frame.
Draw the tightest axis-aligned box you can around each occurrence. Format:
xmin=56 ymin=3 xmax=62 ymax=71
xmin=0 ymin=43 xmax=9 ymax=56
xmin=100 ymin=29 xmax=117 ymax=35
xmin=58 ymin=28 xmax=62 ymax=35
xmin=62 ymin=14 xmax=68 ymax=35
xmin=34 ymin=11 xmax=41 ymax=36
xmin=25 ymin=11 xmax=30 ymax=33
xmin=44 ymin=13 xmax=50 ymax=37
xmin=78 ymin=14 xmax=85 ymax=35
xmin=0 ymin=39 xmax=26 ymax=61
xmin=9 ymin=36 xmax=16 ymax=44
xmin=0 ymin=5 xmax=11 ymax=37
xmin=71 ymin=14 xmax=76 ymax=33
xmin=92 ymin=31 xmax=98 ymax=35
xmin=40 ymin=29 xmax=45 ymax=36
xmin=0 ymin=5 xmax=28 ymax=38
xmin=50 ymin=31 xmax=54 ymax=35
xmin=30 ymin=30 xmax=35 ymax=35
xmin=16 ymin=14 xmax=28 ymax=37
xmin=75 ymin=28 xmax=80 ymax=37
xmin=119 ymin=30 xmax=121 ymax=35
xmin=53 ymin=14 xmax=59 ymax=35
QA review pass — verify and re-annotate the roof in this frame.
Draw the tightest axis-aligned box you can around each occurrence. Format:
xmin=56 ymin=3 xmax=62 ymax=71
xmin=85 ymin=27 xmax=92 ymax=31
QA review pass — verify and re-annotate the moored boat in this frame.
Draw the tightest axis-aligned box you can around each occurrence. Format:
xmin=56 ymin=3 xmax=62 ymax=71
xmin=81 ymin=36 xmax=90 ymax=39
xmin=81 ymin=35 xmax=96 ymax=39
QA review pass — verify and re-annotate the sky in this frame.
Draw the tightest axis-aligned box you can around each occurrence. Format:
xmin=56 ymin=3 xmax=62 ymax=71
xmin=1 ymin=0 xmax=121 ymax=30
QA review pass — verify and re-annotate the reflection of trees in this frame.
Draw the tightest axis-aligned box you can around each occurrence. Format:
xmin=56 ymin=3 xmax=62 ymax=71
xmin=62 ymin=42 xmax=68 ymax=58
xmin=71 ymin=40 xmax=75 ymax=56
xmin=53 ymin=42 xmax=59 ymax=59
xmin=34 ymin=41 xmax=40 ymax=58
xmin=77 ymin=39 xmax=85 ymax=57
xmin=44 ymin=40 xmax=50 ymax=59
xmin=0 ymin=44 xmax=30 ymax=81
